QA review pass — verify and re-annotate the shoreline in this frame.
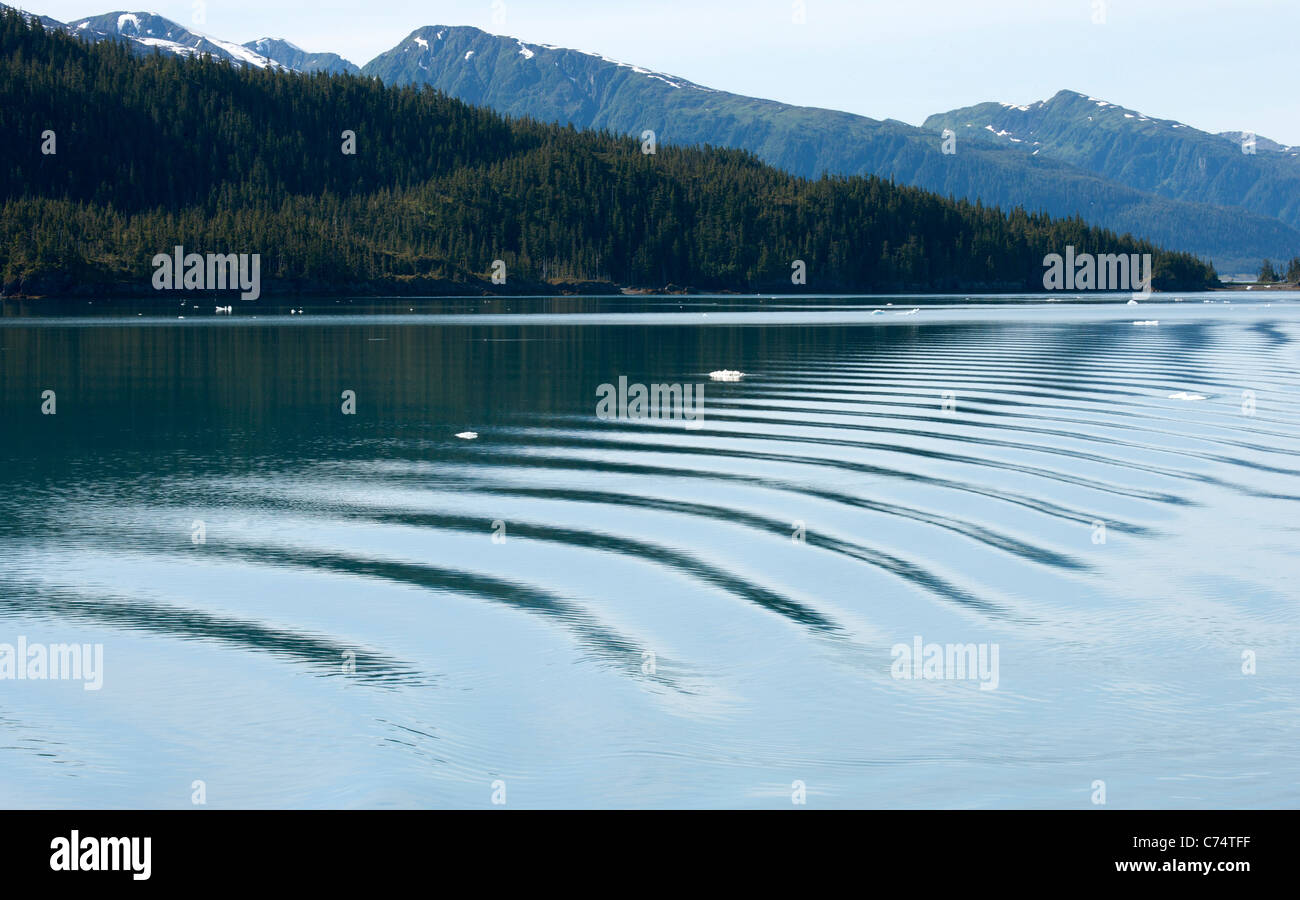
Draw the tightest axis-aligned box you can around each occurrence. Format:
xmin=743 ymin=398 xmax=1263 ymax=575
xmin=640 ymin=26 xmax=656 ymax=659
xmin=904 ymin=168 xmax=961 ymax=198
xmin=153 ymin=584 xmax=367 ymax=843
xmin=1 ymin=282 xmax=1257 ymax=303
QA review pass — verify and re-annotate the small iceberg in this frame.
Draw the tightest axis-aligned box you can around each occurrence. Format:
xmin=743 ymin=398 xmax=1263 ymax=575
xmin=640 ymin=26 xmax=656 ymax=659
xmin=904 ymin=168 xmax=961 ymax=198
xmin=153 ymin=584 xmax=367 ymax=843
xmin=1168 ymin=391 xmax=1207 ymax=401
xmin=708 ymin=370 xmax=744 ymax=381
xmin=1132 ymin=320 xmax=1159 ymax=326
xmin=455 ymin=431 xmax=479 ymax=440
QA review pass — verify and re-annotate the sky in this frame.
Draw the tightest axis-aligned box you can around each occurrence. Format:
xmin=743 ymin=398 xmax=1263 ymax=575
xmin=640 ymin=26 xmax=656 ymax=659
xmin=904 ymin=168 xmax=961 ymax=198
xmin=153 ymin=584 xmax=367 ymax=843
xmin=20 ymin=0 xmax=1300 ymax=145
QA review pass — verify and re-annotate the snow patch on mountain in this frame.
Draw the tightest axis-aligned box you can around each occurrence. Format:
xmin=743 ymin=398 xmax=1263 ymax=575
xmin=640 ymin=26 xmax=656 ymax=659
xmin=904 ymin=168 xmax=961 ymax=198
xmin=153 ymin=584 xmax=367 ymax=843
xmin=207 ymin=36 xmax=274 ymax=68
xmin=135 ymin=36 xmax=196 ymax=56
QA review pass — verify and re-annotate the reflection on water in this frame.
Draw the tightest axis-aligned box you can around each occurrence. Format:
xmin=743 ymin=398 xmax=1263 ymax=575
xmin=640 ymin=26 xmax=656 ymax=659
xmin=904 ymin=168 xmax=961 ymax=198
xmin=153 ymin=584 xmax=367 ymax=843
xmin=1 ymin=294 xmax=1298 ymax=808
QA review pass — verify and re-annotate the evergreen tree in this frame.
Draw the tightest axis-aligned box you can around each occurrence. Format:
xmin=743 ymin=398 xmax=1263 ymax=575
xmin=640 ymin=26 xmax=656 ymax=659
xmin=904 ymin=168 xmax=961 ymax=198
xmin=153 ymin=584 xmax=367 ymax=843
xmin=1285 ymin=257 xmax=1300 ymax=284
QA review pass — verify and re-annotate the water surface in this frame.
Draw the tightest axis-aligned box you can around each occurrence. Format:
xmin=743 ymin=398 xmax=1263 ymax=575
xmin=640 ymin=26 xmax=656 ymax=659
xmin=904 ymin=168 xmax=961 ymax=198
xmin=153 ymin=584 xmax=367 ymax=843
xmin=2 ymin=293 xmax=1298 ymax=808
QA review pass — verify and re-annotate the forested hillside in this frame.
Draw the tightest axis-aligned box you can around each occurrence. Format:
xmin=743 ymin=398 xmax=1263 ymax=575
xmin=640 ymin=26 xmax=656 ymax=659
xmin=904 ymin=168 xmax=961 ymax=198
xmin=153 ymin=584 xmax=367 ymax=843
xmin=0 ymin=11 xmax=1218 ymax=297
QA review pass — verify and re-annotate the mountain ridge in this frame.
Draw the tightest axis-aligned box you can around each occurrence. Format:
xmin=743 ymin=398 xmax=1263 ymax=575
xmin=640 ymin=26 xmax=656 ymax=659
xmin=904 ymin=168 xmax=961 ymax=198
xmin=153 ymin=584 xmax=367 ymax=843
xmin=0 ymin=9 xmax=1218 ymax=298
xmin=359 ymin=25 xmax=1296 ymax=273
xmin=7 ymin=6 xmax=1292 ymax=273
xmin=242 ymin=36 xmax=359 ymax=75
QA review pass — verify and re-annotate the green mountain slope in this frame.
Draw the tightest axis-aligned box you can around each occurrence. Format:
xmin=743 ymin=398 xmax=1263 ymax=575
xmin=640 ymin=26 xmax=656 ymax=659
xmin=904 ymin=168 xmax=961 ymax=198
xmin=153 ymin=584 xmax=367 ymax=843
xmin=926 ymin=90 xmax=1300 ymax=240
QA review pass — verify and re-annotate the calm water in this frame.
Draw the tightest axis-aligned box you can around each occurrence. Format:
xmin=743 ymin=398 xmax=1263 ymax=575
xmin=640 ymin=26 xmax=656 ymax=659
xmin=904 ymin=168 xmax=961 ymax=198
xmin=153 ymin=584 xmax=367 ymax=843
xmin=2 ymin=294 xmax=1298 ymax=808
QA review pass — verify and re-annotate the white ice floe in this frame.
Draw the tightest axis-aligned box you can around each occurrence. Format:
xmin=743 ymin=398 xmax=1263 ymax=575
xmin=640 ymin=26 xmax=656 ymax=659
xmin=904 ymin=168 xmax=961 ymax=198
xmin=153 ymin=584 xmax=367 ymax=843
xmin=708 ymin=370 xmax=744 ymax=382
xmin=455 ymin=431 xmax=479 ymax=439
xmin=1132 ymin=320 xmax=1158 ymax=326
xmin=1168 ymin=391 xmax=1207 ymax=400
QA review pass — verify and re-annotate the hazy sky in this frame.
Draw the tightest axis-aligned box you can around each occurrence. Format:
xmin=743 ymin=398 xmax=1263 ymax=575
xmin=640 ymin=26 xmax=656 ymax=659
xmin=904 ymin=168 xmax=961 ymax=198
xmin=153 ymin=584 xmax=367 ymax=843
xmin=22 ymin=0 xmax=1300 ymax=144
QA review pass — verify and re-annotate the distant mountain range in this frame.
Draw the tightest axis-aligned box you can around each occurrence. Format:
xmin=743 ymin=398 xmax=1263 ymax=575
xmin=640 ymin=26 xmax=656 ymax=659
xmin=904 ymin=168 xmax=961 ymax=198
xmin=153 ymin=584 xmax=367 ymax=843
xmin=11 ymin=5 xmax=1297 ymax=274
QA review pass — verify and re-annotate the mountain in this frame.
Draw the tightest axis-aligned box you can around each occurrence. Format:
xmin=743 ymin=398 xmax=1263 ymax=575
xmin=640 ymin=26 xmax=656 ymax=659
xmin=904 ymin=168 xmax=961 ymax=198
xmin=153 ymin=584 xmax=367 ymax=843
xmin=5 ymin=8 xmax=1289 ymax=272
xmin=0 ymin=2 xmax=65 ymax=30
xmin=64 ymin=11 xmax=282 ymax=68
xmin=359 ymin=26 xmax=1297 ymax=274
xmin=243 ymin=37 xmax=358 ymax=75
xmin=0 ymin=10 xmax=1217 ymax=298
xmin=925 ymin=90 xmax=1300 ymax=247
xmin=0 ymin=6 xmax=341 ymax=72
